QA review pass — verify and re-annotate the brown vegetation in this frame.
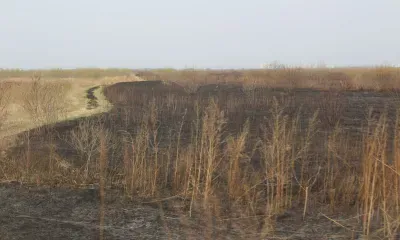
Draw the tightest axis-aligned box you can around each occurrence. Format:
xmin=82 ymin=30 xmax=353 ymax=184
xmin=0 ymin=82 xmax=11 ymax=130
xmin=1 ymin=67 xmax=400 ymax=239
xmin=136 ymin=66 xmax=400 ymax=91
xmin=21 ymin=74 xmax=68 ymax=125
xmin=0 ymin=68 xmax=134 ymax=79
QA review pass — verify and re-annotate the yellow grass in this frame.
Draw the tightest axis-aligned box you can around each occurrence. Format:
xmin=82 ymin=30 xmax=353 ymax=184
xmin=0 ymin=74 xmax=143 ymax=139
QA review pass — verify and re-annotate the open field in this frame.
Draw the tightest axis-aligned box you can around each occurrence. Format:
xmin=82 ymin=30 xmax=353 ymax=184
xmin=1 ymin=68 xmax=400 ymax=239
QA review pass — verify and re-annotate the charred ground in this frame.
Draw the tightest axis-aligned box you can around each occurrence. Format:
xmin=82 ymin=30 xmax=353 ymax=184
xmin=1 ymin=78 xmax=400 ymax=239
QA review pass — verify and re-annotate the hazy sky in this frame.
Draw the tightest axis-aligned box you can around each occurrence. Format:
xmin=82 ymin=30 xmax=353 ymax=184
xmin=1 ymin=0 xmax=399 ymax=69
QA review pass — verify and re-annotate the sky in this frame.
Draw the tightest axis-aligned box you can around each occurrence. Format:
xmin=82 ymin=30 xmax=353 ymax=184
xmin=0 ymin=0 xmax=399 ymax=69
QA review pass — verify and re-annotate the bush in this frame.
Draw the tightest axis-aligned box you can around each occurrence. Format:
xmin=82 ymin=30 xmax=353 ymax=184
xmin=22 ymin=74 xmax=67 ymax=125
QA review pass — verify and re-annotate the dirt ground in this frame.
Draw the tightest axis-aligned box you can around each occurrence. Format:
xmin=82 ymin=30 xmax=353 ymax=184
xmin=0 ymin=182 xmax=367 ymax=240
xmin=0 ymin=183 xmax=174 ymax=239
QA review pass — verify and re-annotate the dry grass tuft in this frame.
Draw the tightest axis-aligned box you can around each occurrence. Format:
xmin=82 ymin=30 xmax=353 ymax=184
xmin=0 ymin=82 xmax=11 ymax=130
xmin=22 ymin=74 xmax=68 ymax=125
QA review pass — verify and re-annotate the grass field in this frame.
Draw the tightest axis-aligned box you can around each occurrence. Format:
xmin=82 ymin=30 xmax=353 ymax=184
xmin=0 ymin=67 xmax=400 ymax=239
xmin=0 ymin=72 xmax=142 ymax=138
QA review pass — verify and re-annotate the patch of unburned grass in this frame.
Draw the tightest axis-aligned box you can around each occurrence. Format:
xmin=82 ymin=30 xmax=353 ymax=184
xmin=138 ymin=67 xmax=400 ymax=92
xmin=0 ymin=68 xmax=134 ymax=79
xmin=0 ymin=73 xmax=143 ymax=139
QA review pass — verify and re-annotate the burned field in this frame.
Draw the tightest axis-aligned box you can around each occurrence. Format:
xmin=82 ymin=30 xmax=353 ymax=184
xmin=1 ymin=79 xmax=400 ymax=239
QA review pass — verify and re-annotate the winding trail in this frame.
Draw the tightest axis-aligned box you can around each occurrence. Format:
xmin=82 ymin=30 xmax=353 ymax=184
xmin=86 ymin=86 xmax=100 ymax=110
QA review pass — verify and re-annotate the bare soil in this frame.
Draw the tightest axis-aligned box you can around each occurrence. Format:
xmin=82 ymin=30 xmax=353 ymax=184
xmin=0 ymin=183 xmax=169 ymax=239
xmin=0 ymin=183 xmax=365 ymax=240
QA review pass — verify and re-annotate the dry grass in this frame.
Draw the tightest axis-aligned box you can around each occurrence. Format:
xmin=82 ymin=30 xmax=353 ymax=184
xmin=0 ymin=78 xmax=71 ymax=138
xmin=137 ymin=66 xmax=400 ymax=91
xmin=66 ymin=118 xmax=110 ymax=180
xmin=0 ymin=68 xmax=134 ymax=79
xmin=0 ymin=82 xmax=11 ymax=130
xmin=1 ymin=67 xmax=400 ymax=238
xmin=318 ymin=90 xmax=346 ymax=128
xmin=359 ymin=111 xmax=400 ymax=238
xmin=22 ymin=74 xmax=68 ymax=125
xmin=0 ymin=72 xmax=142 ymax=139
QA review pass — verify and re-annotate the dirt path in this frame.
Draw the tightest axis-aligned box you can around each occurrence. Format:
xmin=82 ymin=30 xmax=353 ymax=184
xmin=86 ymin=86 xmax=100 ymax=109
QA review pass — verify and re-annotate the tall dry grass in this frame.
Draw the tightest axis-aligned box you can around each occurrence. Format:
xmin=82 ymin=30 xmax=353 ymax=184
xmin=98 ymin=130 xmax=107 ymax=240
xmin=138 ymin=66 xmax=400 ymax=92
xmin=0 ymin=68 xmax=133 ymax=79
xmin=66 ymin=118 xmax=110 ymax=180
xmin=0 ymin=82 xmax=11 ymax=130
xmin=22 ymin=74 xmax=68 ymax=125
xmin=359 ymin=110 xmax=400 ymax=238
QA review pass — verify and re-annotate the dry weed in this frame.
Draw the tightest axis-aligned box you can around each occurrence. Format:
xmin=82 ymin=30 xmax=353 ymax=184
xmin=22 ymin=73 xmax=68 ymax=125
xmin=0 ymin=82 xmax=11 ymax=130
